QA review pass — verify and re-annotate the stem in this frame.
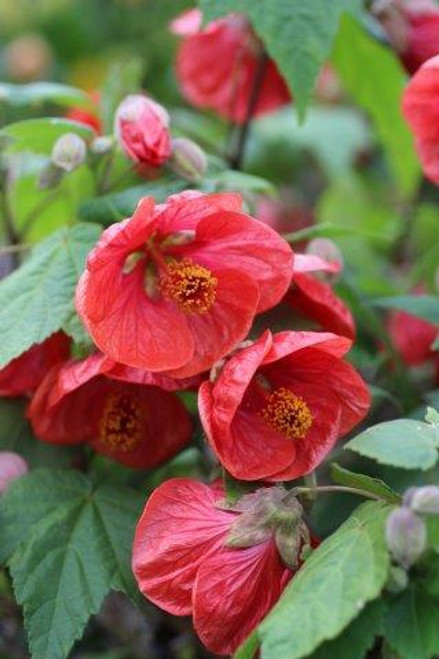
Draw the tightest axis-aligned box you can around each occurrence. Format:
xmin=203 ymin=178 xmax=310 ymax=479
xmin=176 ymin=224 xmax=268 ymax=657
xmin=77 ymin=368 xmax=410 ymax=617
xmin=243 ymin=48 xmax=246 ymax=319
xmin=229 ymin=50 xmax=268 ymax=170
xmin=0 ymin=243 xmax=30 ymax=255
xmin=293 ymin=485 xmax=383 ymax=502
xmin=0 ymin=187 xmax=20 ymax=270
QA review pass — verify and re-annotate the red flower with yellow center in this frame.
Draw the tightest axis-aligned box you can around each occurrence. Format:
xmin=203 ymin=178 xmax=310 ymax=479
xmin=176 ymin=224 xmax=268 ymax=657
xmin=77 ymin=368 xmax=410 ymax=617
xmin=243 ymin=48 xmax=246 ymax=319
xmin=199 ymin=330 xmax=370 ymax=481
xmin=76 ymin=191 xmax=293 ymax=378
xmin=27 ymin=353 xmax=192 ymax=469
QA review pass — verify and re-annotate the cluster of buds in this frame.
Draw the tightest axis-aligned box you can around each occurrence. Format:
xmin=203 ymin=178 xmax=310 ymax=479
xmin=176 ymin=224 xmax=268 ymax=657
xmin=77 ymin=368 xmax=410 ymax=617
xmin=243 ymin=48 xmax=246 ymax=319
xmin=386 ymin=485 xmax=439 ymax=573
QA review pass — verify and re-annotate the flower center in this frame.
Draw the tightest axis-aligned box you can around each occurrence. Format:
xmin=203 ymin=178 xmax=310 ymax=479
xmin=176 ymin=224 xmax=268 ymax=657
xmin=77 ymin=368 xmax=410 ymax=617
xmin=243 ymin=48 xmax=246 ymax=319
xmin=261 ymin=387 xmax=313 ymax=440
xmin=160 ymin=258 xmax=217 ymax=314
xmin=99 ymin=393 xmax=143 ymax=453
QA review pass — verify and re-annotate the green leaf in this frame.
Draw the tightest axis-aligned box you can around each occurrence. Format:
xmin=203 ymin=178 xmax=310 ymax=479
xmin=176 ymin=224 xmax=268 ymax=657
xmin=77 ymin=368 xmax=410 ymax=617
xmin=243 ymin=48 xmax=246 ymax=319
xmin=371 ymin=295 xmax=439 ymax=325
xmin=257 ymin=502 xmax=391 ymax=659
xmin=0 ymin=398 xmax=76 ymax=469
xmin=0 ymin=223 xmax=101 ymax=368
xmin=331 ymin=15 xmax=420 ymax=195
xmin=203 ymin=170 xmax=276 ymax=197
xmin=199 ymin=0 xmax=362 ymax=119
xmin=0 ymin=469 xmax=144 ymax=659
xmin=331 ymin=464 xmax=401 ymax=504
xmin=78 ymin=181 xmax=187 ymax=225
xmin=0 ymin=83 xmax=93 ymax=110
xmin=346 ymin=420 xmax=439 ymax=471
xmin=310 ymin=600 xmax=384 ymax=659
xmin=384 ymin=585 xmax=439 ymax=659
xmin=0 ymin=118 xmax=95 ymax=155
xmin=234 ymin=630 xmax=260 ymax=659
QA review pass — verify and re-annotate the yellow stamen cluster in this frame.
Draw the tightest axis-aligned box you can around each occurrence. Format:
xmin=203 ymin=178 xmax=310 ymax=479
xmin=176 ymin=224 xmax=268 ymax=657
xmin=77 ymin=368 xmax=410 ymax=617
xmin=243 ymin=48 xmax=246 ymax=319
xmin=261 ymin=387 xmax=313 ymax=440
xmin=99 ymin=393 xmax=143 ymax=453
xmin=160 ymin=258 xmax=217 ymax=314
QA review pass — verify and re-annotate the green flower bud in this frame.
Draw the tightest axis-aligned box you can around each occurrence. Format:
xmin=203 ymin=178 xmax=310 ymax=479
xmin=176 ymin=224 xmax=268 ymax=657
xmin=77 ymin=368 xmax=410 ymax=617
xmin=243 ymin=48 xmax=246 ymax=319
xmin=170 ymin=137 xmax=207 ymax=182
xmin=52 ymin=133 xmax=86 ymax=172
xmin=386 ymin=508 xmax=426 ymax=569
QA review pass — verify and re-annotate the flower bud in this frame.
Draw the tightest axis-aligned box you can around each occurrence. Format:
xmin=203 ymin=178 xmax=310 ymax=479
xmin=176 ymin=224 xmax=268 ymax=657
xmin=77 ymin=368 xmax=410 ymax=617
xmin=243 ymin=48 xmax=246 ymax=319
xmin=0 ymin=452 xmax=28 ymax=493
xmin=385 ymin=564 xmax=409 ymax=594
xmin=170 ymin=137 xmax=207 ymax=182
xmin=403 ymin=485 xmax=439 ymax=515
xmin=90 ymin=136 xmax=114 ymax=156
xmin=51 ymin=133 xmax=87 ymax=172
xmin=38 ymin=162 xmax=64 ymax=190
xmin=306 ymin=238 xmax=343 ymax=281
xmin=386 ymin=507 xmax=426 ymax=569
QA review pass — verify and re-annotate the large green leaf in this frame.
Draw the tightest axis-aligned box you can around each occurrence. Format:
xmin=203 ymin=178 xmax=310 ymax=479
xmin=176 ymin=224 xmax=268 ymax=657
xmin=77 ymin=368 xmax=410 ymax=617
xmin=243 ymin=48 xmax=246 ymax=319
xmin=0 ymin=83 xmax=93 ymax=110
xmin=371 ymin=295 xmax=439 ymax=325
xmin=0 ymin=469 xmax=144 ymax=659
xmin=331 ymin=15 xmax=420 ymax=195
xmin=0 ymin=399 xmax=76 ymax=469
xmin=0 ymin=118 xmax=95 ymax=154
xmin=310 ymin=600 xmax=384 ymax=659
xmin=257 ymin=502 xmax=391 ymax=659
xmin=346 ymin=420 xmax=439 ymax=471
xmin=384 ymin=585 xmax=439 ymax=659
xmin=0 ymin=223 xmax=101 ymax=368
xmin=199 ymin=0 xmax=362 ymax=119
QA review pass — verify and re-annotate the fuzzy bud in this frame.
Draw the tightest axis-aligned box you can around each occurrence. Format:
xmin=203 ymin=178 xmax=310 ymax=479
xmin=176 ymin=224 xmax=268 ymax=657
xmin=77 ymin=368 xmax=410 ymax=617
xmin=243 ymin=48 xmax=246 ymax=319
xmin=90 ymin=136 xmax=114 ymax=156
xmin=51 ymin=133 xmax=87 ymax=172
xmin=0 ymin=452 xmax=28 ymax=493
xmin=403 ymin=486 xmax=439 ymax=515
xmin=386 ymin=507 xmax=427 ymax=569
xmin=170 ymin=137 xmax=207 ymax=182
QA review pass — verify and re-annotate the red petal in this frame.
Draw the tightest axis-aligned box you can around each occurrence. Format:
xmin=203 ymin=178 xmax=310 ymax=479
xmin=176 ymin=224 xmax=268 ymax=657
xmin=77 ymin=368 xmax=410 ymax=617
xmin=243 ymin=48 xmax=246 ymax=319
xmin=262 ymin=330 xmax=352 ymax=365
xmin=193 ymin=540 xmax=289 ymax=655
xmin=132 ymin=478 xmax=233 ymax=615
xmin=294 ymin=253 xmax=341 ymax=275
xmin=156 ymin=190 xmax=243 ymax=234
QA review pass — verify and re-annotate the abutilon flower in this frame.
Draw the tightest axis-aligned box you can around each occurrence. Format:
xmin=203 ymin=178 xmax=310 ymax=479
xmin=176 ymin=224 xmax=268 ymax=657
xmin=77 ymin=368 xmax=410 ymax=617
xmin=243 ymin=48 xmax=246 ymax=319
xmin=114 ymin=94 xmax=171 ymax=167
xmin=76 ymin=191 xmax=293 ymax=378
xmin=199 ymin=330 xmax=370 ymax=481
xmin=170 ymin=9 xmax=290 ymax=123
xmin=285 ymin=253 xmax=356 ymax=339
xmin=132 ymin=478 xmax=310 ymax=656
xmin=27 ymin=353 xmax=192 ymax=468
xmin=402 ymin=54 xmax=439 ymax=184
xmin=387 ymin=304 xmax=438 ymax=369
xmin=0 ymin=332 xmax=70 ymax=397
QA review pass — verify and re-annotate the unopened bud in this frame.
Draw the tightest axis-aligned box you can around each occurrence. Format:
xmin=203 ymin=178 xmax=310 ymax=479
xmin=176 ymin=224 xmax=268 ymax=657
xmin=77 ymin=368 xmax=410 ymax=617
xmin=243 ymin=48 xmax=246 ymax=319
xmin=385 ymin=564 xmax=409 ymax=594
xmin=0 ymin=452 xmax=28 ymax=493
xmin=38 ymin=162 xmax=64 ymax=190
xmin=51 ymin=133 xmax=86 ymax=172
xmin=275 ymin=520 xmax=310 ymax=570
xmin=90 ymin=136 xmax=114 ymax=156
xmin=386 ymin=508 xmax=426 ymax=569
xmin=170 ymin=137 xmax=207 ymax=182
xmin=403 ymin=486 xmax=439 ymax=515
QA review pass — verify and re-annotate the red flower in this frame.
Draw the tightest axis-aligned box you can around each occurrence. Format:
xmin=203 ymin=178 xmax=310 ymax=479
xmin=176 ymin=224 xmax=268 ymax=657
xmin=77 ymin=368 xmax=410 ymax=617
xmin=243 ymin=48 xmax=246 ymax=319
xmin=199 ymin=330 xmax=370 ymax=481
xmin=27 ymin=353 xmax=192 ymax=469
xmin=285 ymin=253 xmax=355 ymax=339
xmin=0 ymin=332 xmax=70 ymax=397
xmin=76 ymin=191 xmax=293 ymax=377
xmin=170 ymin=9 xmax=290 ymax=124
xmin=402 ymin=54 xmax=439 ymax=184
xmin=115 ymin=94 xmax=171 ymax=167
xmin=388 ymin=308 xmax=438 ymax=368
xmin=132 ymin=478 xmax=306 ymax=655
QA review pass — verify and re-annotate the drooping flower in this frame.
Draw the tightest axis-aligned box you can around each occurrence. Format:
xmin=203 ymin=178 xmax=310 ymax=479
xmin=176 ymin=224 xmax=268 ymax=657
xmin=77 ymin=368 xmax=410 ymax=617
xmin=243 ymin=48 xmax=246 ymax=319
xmin=27 ymin=353 xmax=192 ymax=469
xmin=285 ymin=253 xmax=355 ymax=339
xmin=170 ymin=9 xmax=290 ymax=123
xmin=76 ymin=191 xmax=293 ymax=378
xmin=132 ymin=478 xmax=310 ymax=655
xmin=402 ymin=54 xmax=439 ymax=184
xmin=377 ymin=0 xmax=439 ymax=74
xmin=0 ymin=332 xmax=71 ymax=397
xmin=387 ymin=303 xmax=438 ymax=368
xmin=199 ymin=330 xmax=370 ymax=481
xmin=115 ymin=94 xmax=171 ymax=167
